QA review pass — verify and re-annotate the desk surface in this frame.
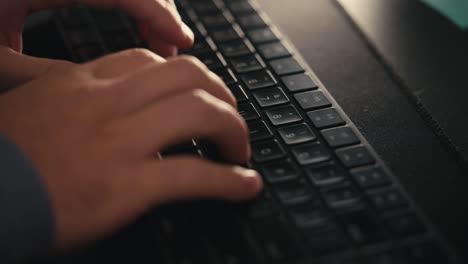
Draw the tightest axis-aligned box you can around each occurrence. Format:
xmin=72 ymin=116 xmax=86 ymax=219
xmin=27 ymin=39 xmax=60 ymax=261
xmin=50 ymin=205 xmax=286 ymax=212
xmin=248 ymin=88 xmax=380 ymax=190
xmin=257 ymin=0 xmax=468 ymax=260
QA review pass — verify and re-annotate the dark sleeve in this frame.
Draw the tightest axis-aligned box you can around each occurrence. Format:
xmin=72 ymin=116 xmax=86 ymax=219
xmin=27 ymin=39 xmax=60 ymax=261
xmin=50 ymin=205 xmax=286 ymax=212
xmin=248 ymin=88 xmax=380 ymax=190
xmin=0 ymin=134 xmax=54 ymax=261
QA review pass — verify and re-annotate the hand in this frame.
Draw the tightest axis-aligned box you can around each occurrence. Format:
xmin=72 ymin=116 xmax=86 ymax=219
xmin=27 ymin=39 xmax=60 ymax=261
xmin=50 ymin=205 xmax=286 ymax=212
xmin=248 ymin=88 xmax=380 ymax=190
xmin=0 ymin=0 xmax=193 ymax=88
xmin=0 ymin=49 xmax=262 ymax=250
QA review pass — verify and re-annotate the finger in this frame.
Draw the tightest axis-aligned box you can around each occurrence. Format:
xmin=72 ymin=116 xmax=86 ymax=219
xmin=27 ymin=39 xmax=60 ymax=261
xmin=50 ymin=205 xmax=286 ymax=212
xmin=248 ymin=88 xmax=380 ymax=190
xmin=28 ymin=0 xmax=194 ymax=48
xmin=114 ymin=55 xmax=236 ymax=111
xmin=0 ymin=46 xmax=74 ymax=89
xmin=137 ymin=157 xmax=262 ymax=204
xmin=118 ymin=89 xmax=249 ymax=163
xmin=86 ymin=48 xmax=165 ymax=79
xmin=147 ymin=36 xmax=177 ymax=58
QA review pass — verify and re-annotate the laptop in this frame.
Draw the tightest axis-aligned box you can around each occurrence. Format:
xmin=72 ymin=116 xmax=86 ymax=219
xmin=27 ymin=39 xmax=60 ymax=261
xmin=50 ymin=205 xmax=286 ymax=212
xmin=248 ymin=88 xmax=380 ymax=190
xmin=23 ymin=0 xmax=467 ymax=262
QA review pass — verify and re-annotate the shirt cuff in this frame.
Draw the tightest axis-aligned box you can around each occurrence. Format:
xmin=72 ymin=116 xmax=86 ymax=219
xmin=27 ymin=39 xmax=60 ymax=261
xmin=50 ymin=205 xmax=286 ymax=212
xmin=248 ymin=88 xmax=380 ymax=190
xmin=0 ymin=134 xmax=54 ymax=261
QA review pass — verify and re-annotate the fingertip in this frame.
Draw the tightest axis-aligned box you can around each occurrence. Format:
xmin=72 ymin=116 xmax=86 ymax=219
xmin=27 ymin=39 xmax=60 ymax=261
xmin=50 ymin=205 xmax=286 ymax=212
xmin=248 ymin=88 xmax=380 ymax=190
xmin=181 ymin=23 xmax=195 ymax=48
xmin=235 ymin=167 xmax=263 ymax=199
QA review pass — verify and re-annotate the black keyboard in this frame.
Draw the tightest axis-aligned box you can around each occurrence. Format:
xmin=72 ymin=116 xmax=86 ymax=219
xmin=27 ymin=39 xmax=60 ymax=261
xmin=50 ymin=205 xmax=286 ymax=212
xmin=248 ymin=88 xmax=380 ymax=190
xmin=53 ymin=0 xmax=458 ymax=263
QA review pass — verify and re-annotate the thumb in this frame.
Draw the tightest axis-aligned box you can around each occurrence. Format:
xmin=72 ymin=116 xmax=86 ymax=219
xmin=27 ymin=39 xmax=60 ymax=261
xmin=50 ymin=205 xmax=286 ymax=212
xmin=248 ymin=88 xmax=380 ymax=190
xmin=0 ymin=46 xmax=74 ymax=90
xmin=138 ymin=157 xmax=263 ymax=205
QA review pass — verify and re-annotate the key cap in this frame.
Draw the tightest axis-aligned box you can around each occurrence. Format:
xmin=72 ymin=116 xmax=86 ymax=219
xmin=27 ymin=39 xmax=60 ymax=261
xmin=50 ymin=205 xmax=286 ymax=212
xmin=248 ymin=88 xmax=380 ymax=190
xmin=237 ymin=13 xmax=267 ymax=29
xmin=278 ymin=124 xmax=316 ymax=145
xmin=368 ymin=188 xmax=408 ymax=210
xmin=231 ymin=54 xmax=265 ymax=73
xmin=292 ymin=143 xmax=331 ymax=166
xmin=211 ymin=27 xmax=243 ymax=42
xmin=351 ymin=167 xmax=392 ymax=189
xmin=383 ymin=210 xmax=425 ymax=236
xmin=323 ymin=184 xmax=364 ymax=211
xmin=200 ymin=13 xmax=231 ymax=28
xmin=192 ymin=1 xmax=221 ymax=15
xmin=291 ymin=209 xmax=331 ymax=232
xmin=245 ymin=191 xmax=278 ymax=220
xmin=75 ymin=45 xmax=105 ymax=62
xmin=258 ymin=42 xmax=290 ymax=59
xmin=238 ymin=103 xmax=260 ymax=121
xmin=105 ymin=30 xmax=141 ymax=51
xmin=253 ymin=87 xmax=289 ymax=107
xmin=340 ymin=210 xmax=385 ymax=244
xmin=336 ymin=146 xmax=375 ymax=168
xmin=251 ymin=139 xmax=286 ymax=163
xmin=306 ymin=166 xmax=347 ymax=187
xmin=294 ymin=90 xmax=331 ymax=110
xmin=228 ymin=84 xmax=248 ymax=103
xmin=248 ymin=121 xmax=273 ymax=141
xmin=261 ymin=159 xmax=299 ymax=183
xmin=182 ymin=38 xmax=215 ymax=55
xmin=59 ymin=7 xmax=92 ymax=28
xmin=198 ymin=52 xmax=226 ymax=69
xmin=306 ymin=224 xmax=348 ymax=253
xmin=213 ymin=68 xmax=237 ymax=85
xmin=247 ymin=28 xmax=279 ymax=44
xmin=270 ymin=57 xmax=304 ymax=75
xmin=265 ymin=105 xmax=302 ymax=126
xmin=241 ymin=70 xmax=277 ymax=90
xmin=227 ymin=1 xmax=256 ymax=16
xmin=250 ymin=216 xmax=302 ymax=261
xmin=218 ymin=40 xmax=253 ymax=57
xmin=322 ymin=126 xmax=360 ymax=148
xmin=308 ymin=108 xmax=345 ymax=128
xmin=282 ymin=74 xmax=318 ymax=92
xmin=273 ymin=179 xmax=315 ymax=205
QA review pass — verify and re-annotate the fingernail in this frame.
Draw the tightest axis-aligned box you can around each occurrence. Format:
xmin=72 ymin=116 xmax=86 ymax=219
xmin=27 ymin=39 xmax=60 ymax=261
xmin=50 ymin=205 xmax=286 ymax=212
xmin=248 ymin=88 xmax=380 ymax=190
xmin=182 ymin=23 xmax=195 ymax=42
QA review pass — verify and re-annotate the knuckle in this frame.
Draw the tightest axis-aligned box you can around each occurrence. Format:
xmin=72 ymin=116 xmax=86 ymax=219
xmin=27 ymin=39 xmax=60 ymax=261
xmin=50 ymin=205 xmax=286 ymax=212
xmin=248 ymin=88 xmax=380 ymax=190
xmin=172 ymin=55 xmax=208 ymax=75
xmin=123 ymin=48 xmax=160 ymax=63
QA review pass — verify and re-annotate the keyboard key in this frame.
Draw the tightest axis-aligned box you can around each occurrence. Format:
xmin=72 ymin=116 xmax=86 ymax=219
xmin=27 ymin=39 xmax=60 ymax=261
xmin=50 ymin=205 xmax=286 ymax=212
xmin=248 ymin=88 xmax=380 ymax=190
xmin=231 ymin=54 xmax=265 ymax=73
xmin=213 ymin=68 xmax=237 ymax=85
xmin=238 ymin=103 xmax=260 ymax=121
xmin=59 ymin=8 xmax=92 ymax=28
xmin=228 ymin=84 xmax=248 ymax=103
xmin=104 ymin=30 xmax=140 ymax=51
xmin=282 ymin=74 xmax=318 ymax=92
xmin=368 ymin=188 xmax=408 ymax=210
xmin=253 ymin=87 xmax=289 ymax=107
xmin=322 ymin=126 xmax=360 ymax=148
xmin=200 ymin=13 xmax=231 ymax=28
xmin=237 ymin=14 xmax=268 ymax=29
xmin=323 ymin=184 xmax=364 ymax=211
xmin=258 ymin=42 xmax=291 ymax=59
xmin=351 ymin=167 xmax=392 ymax=189
xmin=241 ymin=70 xmax=277 ymax=90
xmin=211 ymin=27 xmax=243 ymax=42
xmin=192 ymin=1 xmax=221 ymax=15
xmin=399 ymin=242 xmax=451 ymax=263
xmin=250 ymin=216 xmax=302 ymax=261
xmin=291 ymin=209 xmax=331 ymax=231
xmin=274 ymin=179 xmax=314 ymax=205
xmin=340 ymin=210 xmax=385 ymax=244
xmin=199 ymin=52 xmax=226 ymax=69
xmin=261 ymin=159 xmax=299 ymax=183
xmin=336 ymin=146 xmax=375 ymax=168
xmin=246 ymin=191 xmax=278 ymax=220
xmin=247 ymin=121 xmax=273 ymax=141
xmin=292 ymin=143 xmax=331 ymax=165
xmin=278 ymin=124 xmax=316 ymax=145
xmin=183 ymin=37 xmax=215 ymax=55
xmin=270 ymin=57 xmax=304 ymax=75
xmin=247 ymin=28 xmax=279 ymax=44
xmin=306 ymin=166 xmax=347 ymax=187
xmin=294 ymin=90 xmax=331 ymax=110
xmin=251 ymin=140 xmax=286 ymax=163
xmin=307 ymin=108 xmax=345 ymax=129
xmin=306 ymin=224 xmax=348 ymax=253
xmin=383 ymin=211 xmax=425 ymax=236
xmin=227 ymin=1 xmax=256 ymax=16
xmin=265 ymin=105 xmax=302 ymax=126
xmin=218 ymin=40 xmax=253 ymax=57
